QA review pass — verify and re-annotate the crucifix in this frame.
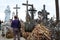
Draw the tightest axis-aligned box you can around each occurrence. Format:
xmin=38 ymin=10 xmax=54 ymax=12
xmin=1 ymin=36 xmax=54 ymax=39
xmin=13 ymin=4 xmax=20 ymax=17
xmin=55 ymin=0 xmax=59 ymax=24
xmin=28 ymin=5 xmax=37 ymax=20
xmin=22 ymin=0 xmax=32 ymax=22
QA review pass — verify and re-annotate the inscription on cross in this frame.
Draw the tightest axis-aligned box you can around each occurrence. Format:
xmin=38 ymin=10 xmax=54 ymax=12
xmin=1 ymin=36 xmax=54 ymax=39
xmin=13 ymin=4 xmax=20 ymax=17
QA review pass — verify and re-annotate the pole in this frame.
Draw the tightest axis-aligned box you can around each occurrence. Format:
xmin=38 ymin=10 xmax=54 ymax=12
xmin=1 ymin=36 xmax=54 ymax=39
xmin=55 ymin=0 xmax=59 ymax=24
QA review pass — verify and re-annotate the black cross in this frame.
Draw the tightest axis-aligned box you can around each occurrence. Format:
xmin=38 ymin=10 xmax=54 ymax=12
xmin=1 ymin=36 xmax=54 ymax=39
xmin=22 ymin=0 xmax=32 ymax=21
xmin=13 ymin=4 xmax=20 ymax=17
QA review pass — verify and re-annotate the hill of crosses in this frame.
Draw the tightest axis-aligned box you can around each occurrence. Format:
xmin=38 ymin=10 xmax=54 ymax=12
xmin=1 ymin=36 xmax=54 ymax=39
xmin=5 ymin=3 xmax=51 ymax=40
xmin=3 ymin=0 xmax=60 ymax=40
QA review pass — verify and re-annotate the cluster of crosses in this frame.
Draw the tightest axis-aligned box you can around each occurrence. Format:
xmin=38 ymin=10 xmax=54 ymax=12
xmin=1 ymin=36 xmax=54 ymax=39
xmin=22 ymin=0 xmax=37 ymax=22
xmin=21 ymin=0 xmax=54 ymax=32
xmin=4 ymin=0 xmax=53 ymax=26
xmin=4 ymin=0 xmax=60 ymax=40
xmin=4 ymin=0 xmax=55 ymax=31
xmin=22 ymin=0 xmax=50 ymax=25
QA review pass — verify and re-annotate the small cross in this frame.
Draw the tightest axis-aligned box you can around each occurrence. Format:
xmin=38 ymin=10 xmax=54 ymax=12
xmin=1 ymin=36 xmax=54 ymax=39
xmin=13 ymin=4 xmax=20 ymax=17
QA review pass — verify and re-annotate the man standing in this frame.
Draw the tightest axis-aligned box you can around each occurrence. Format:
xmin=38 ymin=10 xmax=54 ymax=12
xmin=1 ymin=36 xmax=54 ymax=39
xmin=11 ymin=16 xmax=21 ymax=40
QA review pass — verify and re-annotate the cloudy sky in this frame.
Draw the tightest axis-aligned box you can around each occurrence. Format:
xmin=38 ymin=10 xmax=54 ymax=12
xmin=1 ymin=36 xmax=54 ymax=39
xmin=0 ymin=0 xmax=60 ymax=21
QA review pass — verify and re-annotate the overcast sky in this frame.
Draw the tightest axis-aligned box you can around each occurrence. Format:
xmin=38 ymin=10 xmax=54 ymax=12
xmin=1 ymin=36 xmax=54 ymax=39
xmin=0 ymin=0 xmax=60 ymax=21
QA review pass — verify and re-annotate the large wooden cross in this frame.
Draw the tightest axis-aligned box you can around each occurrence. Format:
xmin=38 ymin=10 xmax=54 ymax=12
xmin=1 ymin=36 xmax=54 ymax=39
xmin=22 ymin=0 xmax=32 ymax=21
xmin=13 ymin=4 xmax=20 ymax=17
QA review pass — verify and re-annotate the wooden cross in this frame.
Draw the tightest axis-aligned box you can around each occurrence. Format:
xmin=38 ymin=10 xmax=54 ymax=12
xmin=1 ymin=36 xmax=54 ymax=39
xmin=43 ymin=5 xmax=49 ymax=19
xmin=13 ymin=4 xmax=20 ymax=17
xmin=28 ymin=5 xmax=37 ymax=20
xmin=22 ymin=0 xmax=32 ymax=21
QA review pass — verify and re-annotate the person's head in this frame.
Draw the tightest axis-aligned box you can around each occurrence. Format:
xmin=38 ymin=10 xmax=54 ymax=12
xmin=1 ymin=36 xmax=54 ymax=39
xmin=14 ymin=16 xmax=18 ymax=19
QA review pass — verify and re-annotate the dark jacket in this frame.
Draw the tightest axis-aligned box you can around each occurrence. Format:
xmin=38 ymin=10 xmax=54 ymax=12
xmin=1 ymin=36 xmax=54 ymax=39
xmin=11 ymin=19 xmax=21 ymax=28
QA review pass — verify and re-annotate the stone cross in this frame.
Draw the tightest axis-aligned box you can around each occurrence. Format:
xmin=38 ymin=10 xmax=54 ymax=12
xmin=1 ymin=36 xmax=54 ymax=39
xmin=28 ymin=5 xmax=37 ymax=20
xmin=13 ymin=4 xmax=20 ymax=17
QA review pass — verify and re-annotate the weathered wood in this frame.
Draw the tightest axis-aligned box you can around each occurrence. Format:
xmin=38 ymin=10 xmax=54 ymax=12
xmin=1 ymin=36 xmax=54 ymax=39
xmin=27 ymin=24 xmax=51 ymax=40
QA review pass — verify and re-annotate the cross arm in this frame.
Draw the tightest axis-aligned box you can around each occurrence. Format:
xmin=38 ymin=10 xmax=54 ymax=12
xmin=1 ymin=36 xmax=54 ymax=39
xmin=13 ymin=7 xmax=20 ymax=9
xmin=28 ymin=10 xmax=37 ymax=11
xmin=22 ymin=3 xmax=33 ymax=6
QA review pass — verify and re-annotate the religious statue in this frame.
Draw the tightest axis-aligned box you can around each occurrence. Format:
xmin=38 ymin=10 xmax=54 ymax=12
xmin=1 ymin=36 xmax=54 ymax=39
xmin=4 ymin=5 xmax=11 ymax=22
